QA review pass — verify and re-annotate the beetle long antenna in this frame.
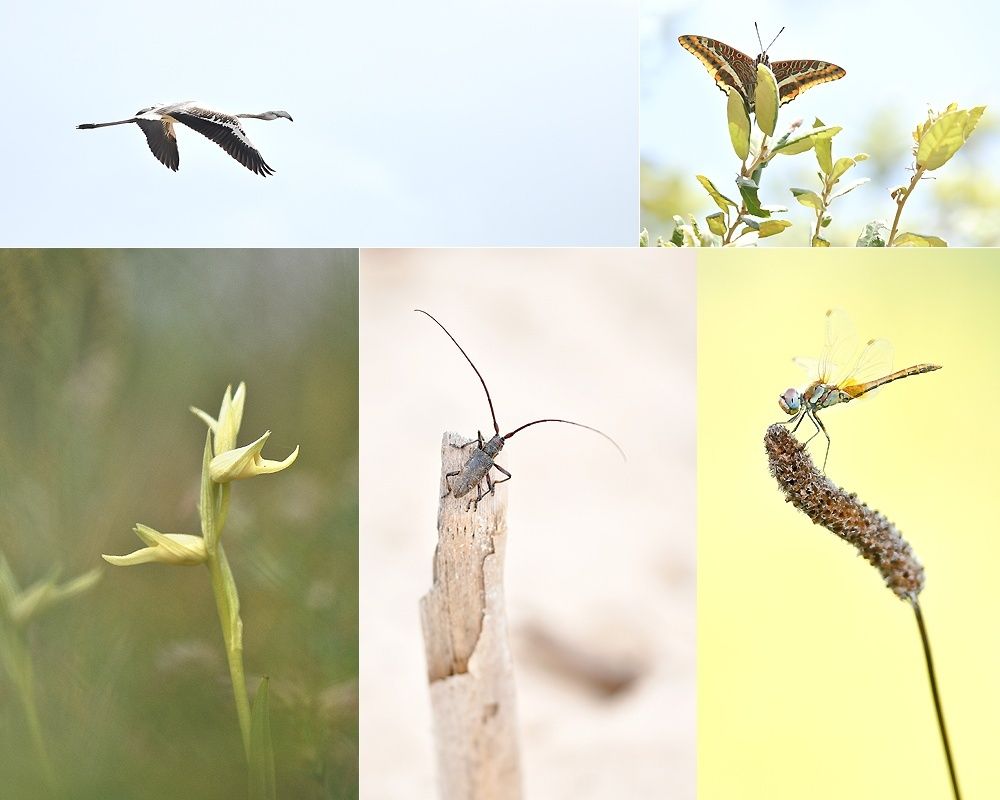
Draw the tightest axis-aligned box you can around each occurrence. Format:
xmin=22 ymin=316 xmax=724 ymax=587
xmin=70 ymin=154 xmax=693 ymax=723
xmin=763 ymin=25 xmax=785 ymax=54
xmin=503 ymin=419 xmax=626 ymax=462
xmin=415 ymin=309 xmax=500 ymax=435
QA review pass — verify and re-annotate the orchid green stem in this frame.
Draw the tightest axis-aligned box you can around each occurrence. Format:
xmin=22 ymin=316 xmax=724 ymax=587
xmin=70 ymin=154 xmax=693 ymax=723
xmin=207 ymin=540 xmax=252 ymax=761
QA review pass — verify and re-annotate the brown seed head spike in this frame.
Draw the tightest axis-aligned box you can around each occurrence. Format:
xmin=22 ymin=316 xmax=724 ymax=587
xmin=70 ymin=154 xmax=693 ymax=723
xmin=764 ymin=424 xmax=925 ymax=600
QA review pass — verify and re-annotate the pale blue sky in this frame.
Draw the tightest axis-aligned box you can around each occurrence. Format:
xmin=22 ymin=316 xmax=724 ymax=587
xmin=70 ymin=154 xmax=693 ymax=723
xmin=2 ymin=0 xmax=636 ymax=246
xmin=643 ymin=0 xmax=1000 ymax=245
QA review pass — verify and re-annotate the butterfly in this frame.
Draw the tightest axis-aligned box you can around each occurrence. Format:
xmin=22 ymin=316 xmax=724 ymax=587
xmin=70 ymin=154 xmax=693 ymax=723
xmin=678 ymin=26 xmax=845 ymax=112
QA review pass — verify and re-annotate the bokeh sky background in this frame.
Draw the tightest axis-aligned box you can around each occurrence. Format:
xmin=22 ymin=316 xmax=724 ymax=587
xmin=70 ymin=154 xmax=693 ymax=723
xmin=2 ymin=0 xmax=635 ymax=247
xmin=643 ymin=0 xmax=1000 ymax=245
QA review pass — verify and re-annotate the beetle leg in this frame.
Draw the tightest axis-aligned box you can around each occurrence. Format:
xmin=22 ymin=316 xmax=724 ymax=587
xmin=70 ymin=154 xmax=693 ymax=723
xmin=466 ymin=474 xmax=492 ymax=512
xmin=491 ymin=463 xmax=512 ymax=489
xmin=442 ymin=470 xmax=460 ymax=499
xmin=451 ymin=430 xmax=486 ymax=450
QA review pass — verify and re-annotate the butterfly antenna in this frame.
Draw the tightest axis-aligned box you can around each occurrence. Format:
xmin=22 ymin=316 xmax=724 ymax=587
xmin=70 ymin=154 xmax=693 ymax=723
xmin=755 ymin=21 xmax=764 ymax=52
xmin=764 ymin=25 xmax=785 ymax=54
xmin=415 ymin=309 xmax=500 ymax=435
xmin=502 ymin=419 xmax=627 ymax=462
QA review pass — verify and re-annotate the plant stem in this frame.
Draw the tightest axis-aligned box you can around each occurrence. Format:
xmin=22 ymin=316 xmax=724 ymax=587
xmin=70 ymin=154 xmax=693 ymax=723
xmin=887 ymin=167 xmax=925 ymax=246
xmin=4 ymin=634 xmax=58 ymax=795
xmin=208 ymin=540 xmax=252 ymax=761
xmin=911 ymin=599 xmax=961 ymax=800
xmin=723 ymin=136 xmax=774 ymax=246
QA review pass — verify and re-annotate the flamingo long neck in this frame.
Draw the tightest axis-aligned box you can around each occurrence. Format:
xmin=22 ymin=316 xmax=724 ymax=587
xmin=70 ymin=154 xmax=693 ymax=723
xmin=236 ymin=112 xmax=273 ymax=120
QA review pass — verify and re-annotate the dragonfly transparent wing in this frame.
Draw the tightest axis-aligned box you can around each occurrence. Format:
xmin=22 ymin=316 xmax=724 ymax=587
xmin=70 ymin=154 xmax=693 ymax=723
xmin=839 ymin=337 xmax=894 ymax=398
xmin=791 ymin=308 xmax=857 ymax=384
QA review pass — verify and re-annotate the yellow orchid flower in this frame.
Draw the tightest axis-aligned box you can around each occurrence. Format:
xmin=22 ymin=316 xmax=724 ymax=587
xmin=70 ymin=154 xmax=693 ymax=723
xmin=209 ymin=430 xmax=299 ymax=483
xmin=191 ymin=382 xmax=247 ymax=456
xmin=102 ymin=524 xmax=207 ymax=567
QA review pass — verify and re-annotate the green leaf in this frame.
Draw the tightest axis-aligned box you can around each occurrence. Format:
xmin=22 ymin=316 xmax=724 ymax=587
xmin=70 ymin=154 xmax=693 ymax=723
xmin=856 ymin=220 xmax=889 ymax=247
xmin=736 ymin=177 xmax=768 ymax=217
xmin=916 ymin=106 xmax=986 ymax=171
xmin=706 ymin=212 xmax=726 ymax=236
xmin=814 ymin=138 xmax=833 ymax=176
xmin=696 ymin=175 xmax=738 ymax=214
xmin=753 ymin=64 xmax=779 ymax=137
xmin=790 ymin=188 xmax=823 ymax=210
xmin=738 ymin=216 xmax=760 ymax=231
xmin=726 ymin=88 xmax=751 ymax=161
xmin=812 ymin=236 xmax=831 ymax=247
xmin=669 ymin=216 xmax=703 ymax=247
xmin=892 ymin=232 xmax=948 ymax=247
xmin=829 ymin=157 xmax=857 ymax=183
xmin=773 ymin=125 xmax=842 ymax=156
xmin=821 ymin=215 xmax=832 ymax=228
xmin=758 ymin=219 xmax=792 ymax=238
xmin=248 ymin=677 xmax=276 ymax=800
xmin=638 ymin=228 xmax=649 ymax=247
xmin=199 ymin=433 xmax=218 ymax=552
xmin=828 ymin=177 xmax=869 ymax=201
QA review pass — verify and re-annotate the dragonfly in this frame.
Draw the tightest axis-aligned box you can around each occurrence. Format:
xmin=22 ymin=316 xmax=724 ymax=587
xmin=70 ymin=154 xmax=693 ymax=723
xmin=777 ymin=309 xmax=941 ymax=471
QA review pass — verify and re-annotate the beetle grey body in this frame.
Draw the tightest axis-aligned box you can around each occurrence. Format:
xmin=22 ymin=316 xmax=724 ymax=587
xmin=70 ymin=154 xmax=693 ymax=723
xmin=417 ymin=309 xmax=624 ymax=513
xmin=445 ymin=432 xmax=511 ymax=509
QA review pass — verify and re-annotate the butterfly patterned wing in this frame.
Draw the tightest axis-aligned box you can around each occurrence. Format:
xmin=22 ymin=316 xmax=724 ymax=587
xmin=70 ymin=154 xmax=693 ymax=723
xmin=771 ymin=59 xmax=846 ymax=106
xmin=678 ymin=35 xmax=759 ymax=109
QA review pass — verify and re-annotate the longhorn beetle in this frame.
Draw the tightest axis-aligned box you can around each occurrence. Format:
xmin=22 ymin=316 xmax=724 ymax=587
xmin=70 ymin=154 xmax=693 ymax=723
xmin=416 ymin=309 xmax=626 ymax=511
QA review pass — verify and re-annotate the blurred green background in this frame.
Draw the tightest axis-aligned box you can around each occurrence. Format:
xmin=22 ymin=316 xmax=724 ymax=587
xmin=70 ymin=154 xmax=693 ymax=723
xmin=0 ymin=250 xmax=358 ymax=799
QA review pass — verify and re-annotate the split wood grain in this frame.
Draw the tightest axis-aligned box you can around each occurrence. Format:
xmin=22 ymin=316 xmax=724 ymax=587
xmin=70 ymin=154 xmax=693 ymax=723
xmin=419 ymin=431 xmax=523 ymax=800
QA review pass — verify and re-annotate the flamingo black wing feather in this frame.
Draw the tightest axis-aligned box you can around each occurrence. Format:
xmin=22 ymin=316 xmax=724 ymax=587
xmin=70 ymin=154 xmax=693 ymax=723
xmin=170 ymin=109 xmax=275 ymax=177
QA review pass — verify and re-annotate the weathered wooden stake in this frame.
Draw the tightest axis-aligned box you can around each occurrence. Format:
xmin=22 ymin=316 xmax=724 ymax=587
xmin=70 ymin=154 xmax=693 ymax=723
xmin=419 ymin=431 xmax=523 ymax=800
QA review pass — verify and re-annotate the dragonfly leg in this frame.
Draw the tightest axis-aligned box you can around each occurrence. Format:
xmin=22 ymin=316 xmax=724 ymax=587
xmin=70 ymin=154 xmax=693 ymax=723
xmin=812 ymin=413 xmax=832 ymax=472
xmin=798 ymin=409 xmax=832 ymax=470
xmin=791 ymin=411 xmax=808 ymax=433
xmin=802 ymin=411 xmax=822 ymax=446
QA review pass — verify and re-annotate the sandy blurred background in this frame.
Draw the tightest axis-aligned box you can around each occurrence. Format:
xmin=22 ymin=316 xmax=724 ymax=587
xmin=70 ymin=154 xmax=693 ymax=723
xmin=698 ymin=249 xmax=1000 ymax=798
xmin=359 ymin=249 xmax=695 ymax=798
xmin=0 ymin=251 xmax=358 ymax=799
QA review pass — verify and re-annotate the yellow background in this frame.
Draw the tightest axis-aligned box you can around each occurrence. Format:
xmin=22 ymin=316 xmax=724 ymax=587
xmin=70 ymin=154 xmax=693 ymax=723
xmin=698 ymin=249 xmax=1000 ymax=798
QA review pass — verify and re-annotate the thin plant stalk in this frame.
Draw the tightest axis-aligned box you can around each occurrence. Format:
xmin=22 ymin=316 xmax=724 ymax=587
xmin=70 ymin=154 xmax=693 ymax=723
xmin=886 ymin=166 xmax=926 ymax=246
xmin=911 ymin=599 xmax=961 ymax=800
xmin=6 ymin=638 xmax=58 ymax=794
xmin=723 ymin=137 xmax=771 ymax=245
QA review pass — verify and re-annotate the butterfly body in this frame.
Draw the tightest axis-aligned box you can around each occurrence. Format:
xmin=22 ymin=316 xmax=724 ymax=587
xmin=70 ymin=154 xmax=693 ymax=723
xmin=678 ymin=34 xmax=845 ymax=111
